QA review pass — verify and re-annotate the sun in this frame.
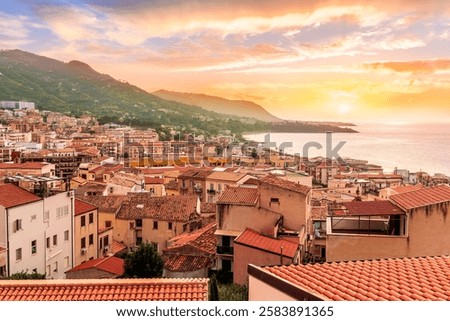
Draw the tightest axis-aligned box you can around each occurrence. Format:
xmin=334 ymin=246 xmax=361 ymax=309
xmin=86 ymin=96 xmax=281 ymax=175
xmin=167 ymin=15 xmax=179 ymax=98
xmin=337 ymin=103 xmax=352 ymax=115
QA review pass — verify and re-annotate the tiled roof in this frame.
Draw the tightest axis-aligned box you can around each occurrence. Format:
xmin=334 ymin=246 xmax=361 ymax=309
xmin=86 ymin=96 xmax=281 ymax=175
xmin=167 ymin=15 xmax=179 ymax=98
xmin=74 ymin=198 xmax=97 ymax=216
xmin=164 ymin=180 xmax=179 ymax=190
xmin=217 ymin=187 xmax=259 ymax=205
xmin=255 ymin=255 xmax=450 ymax=301
xmin=200 ymin=203 xmax=216 ymax=214
xmin=234 ymin=228 xmax=298 ymax=258
xmin=67 ymin=256 xmax=124 ymax=276
xmin=116 ymin=195 xmax=198 ymax=221
xmin=163 ymin=255 xmax=212 ymax=272
xmin=206 ymin=171 xmax=247 ymax=182
xmin=390 ymin=185 xmax=450 ymax=210
xmin=0 ymin=184 xmax=41 ymax=208
xmin=0 ymin=278 xmax=209 ymax=301
xmin=390 ymin=184 xmax=424 ymax=194
xmin=242 ymin=177 xmax=259 ymax=185
xmin=145 ymin=177 xmax=164 ymax=184
xmin=260 ymin=174 xmax=310 ymax=195
xmin=341 ymin=201 xmax=405 ymax=216
xmin=0 ymin=162 xmax=49 ymax=169
xmin=111 ymin=240 xmax=127 ymax=254
xmin=79 ymin=195 xmax=128 ymax=212
xmin=178 ymin=168 xmax=213 ymax=180
xmin=310 ymin=206 xmax=328 ymax=220
xmin=165 ymin=223 xmax=217 ymax=255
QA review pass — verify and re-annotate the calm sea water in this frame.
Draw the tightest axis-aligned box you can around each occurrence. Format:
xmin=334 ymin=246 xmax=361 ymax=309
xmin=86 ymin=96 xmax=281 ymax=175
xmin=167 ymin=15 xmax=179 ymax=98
xmin=244 ymin=122 xmax=450 ymax=176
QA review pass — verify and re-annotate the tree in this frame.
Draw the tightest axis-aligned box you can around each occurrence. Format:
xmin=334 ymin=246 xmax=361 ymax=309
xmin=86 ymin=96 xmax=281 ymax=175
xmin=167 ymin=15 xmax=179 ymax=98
xmin=209 ymin=275 xmax=220 ymax=301
xmin=6 ymin=271 xmax=46 ymax=280
xmin=124 ymin=242 xmax=164 ymax=278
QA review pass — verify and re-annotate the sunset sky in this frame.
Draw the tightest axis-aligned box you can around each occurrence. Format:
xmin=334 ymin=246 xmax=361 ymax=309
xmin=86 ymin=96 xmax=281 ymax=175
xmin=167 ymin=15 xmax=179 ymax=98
xmin=1 ymin=0 xmax=449 ymax=123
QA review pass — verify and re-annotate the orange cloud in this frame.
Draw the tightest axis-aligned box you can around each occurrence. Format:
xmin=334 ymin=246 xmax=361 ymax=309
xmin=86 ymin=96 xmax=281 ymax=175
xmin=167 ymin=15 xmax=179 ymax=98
xmin=365 ymin=59 xmax=450 ymax=74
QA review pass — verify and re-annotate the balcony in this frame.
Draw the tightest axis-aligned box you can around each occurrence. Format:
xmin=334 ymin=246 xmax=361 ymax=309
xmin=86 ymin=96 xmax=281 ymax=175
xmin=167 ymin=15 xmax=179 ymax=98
xmin=217 ymin=245 xmax=234 ymax=255
xmin=207 ymin=189 xmax=216 ymax=194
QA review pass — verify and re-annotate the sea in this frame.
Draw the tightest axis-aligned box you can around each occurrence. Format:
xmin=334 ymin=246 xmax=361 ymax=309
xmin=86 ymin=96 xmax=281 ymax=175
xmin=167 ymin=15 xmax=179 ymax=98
xmin=244 ymin=122 xmax=450 ymax=176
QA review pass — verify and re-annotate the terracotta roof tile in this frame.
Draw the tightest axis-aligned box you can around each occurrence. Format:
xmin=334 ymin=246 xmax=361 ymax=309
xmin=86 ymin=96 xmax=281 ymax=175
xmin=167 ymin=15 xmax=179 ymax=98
xmin=235 ymin=228 xmax=298 ymax=258
xmin=257 ymin=256 xmax=450 ymax=301
xmin=0 ymin=183 xmax=41 ymax=208
xmin=260 ymin=174 xmax=310 ymax=195
xmin=164 ymin=180 xmax=178 ymax=190
xmin=0 ymin=162 xmax=50 ymax=169
xmin=0 ymin=278 xmax=208 ymax=301
xmin=163 ymin=255 xmax=212 ymax=272
xmin=217 ymin=187 xmax=258 ymax=205
xmin=341 ymin=200 xmax=405 ymax=216
xmin=178 ymin=168 xmax=213 ymax=180
xmin=74 ymin=198 xmax=98 ymax=216
xmin=116 ymin=195 xmax=198 ymax=221
xmin=67 ymin=256 xmax=124 ymax=276
xmin=78 ymin=195 xmax=128 ymax=212
xmin=390 ymin=185 xmax=450 ymax=210
xmin=206 ymin=171 xmax=247 ymax=182
xmin=165 ymin=223 xmax=217 ymax=255
xmin=145 ymin=177 xmax=164 ymax=184
xmin=111 ymin=240 xmax=127 ymax=254
xmin=200 ymin=203 xmax=216 ymax=214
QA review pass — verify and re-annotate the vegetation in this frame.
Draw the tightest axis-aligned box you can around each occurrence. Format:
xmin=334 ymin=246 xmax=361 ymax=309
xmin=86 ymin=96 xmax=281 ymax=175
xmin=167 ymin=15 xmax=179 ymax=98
xmin=123 ymin=242 xmax=164 ymax=278
xmin=0 ymin=50 xmax=268 ymax=138
xmin=6 ymin=271 xmax=46 ymax=280
xmin=218 ymin=283 xmax=248 ymax=301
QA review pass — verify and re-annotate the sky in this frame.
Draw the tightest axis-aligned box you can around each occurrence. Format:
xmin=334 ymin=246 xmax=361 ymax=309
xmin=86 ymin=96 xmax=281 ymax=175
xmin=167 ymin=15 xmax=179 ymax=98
xmin=0 ymin=0 xmax=449 ymax=123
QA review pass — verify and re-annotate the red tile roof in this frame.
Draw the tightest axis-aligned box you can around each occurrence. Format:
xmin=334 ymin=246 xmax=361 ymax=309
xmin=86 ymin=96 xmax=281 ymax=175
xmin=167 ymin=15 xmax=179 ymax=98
xmin=74 ymin=198 xmax=98 ymax=216
xmin=206 ymin=171 xmax=247 ymax=182
xmin=341 ymin=200 xmax=405 ymax=216
xmin=260 ymin=174 xmax=310 ymax=195
xmin=144 ymin=177 xmax=164 ymax=184
xmin=234 ymin=228 xmax=298 ymax=258
xmin=111 ymin=240 xmax=127 ymax=254
xmin=390 ymin=184 xmax=424 ymax=194
xmin=390 ymin=185 xmax=450 ymax=210
xmin=217 ymin=187 xmax=258 ymax=205
xmin=253 ymin=255 xmax=450 ymax=301
xmin=164 ymin=180 xmax=179 ymax=190
xmin=116 ymin=195 xmax=198 ymax=221
xmin=0 ymin=278 xmax=209 ymax=301
xmin=67 ymin=256 xmax=124 ymax=276
xmin=163 ymin=255 xmax=212 ymax=272
xmin=0 ymin=162 xmax=49 ymax=169
xmin=178 ymin=168 xmax=213 ymax=180
xmin=165 ymin=223 xmax=217 ymax=255
xmin=0 ymin=184 xmax=41 ymax=208
xmin=200 ymin=203 xmax=216 ymax=214
xmin=79 ymin=195 xmax=128 ymax=212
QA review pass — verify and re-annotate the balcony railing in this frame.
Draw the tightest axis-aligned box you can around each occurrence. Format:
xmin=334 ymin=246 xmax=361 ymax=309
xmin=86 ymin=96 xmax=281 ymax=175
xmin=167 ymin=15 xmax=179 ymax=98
xmin=217 ymin=245 xmax=234 ymax=255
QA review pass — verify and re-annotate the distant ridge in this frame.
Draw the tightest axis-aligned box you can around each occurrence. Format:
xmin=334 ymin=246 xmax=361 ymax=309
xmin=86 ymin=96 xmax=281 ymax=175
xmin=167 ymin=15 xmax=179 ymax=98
xmin=153 ymin=89 xmax=282 ymax=122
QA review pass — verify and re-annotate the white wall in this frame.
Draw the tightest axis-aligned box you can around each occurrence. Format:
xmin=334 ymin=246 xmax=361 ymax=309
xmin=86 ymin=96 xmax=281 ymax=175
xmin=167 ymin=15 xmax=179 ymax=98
xmin=44 ymin=191 xmax=74 ymax=279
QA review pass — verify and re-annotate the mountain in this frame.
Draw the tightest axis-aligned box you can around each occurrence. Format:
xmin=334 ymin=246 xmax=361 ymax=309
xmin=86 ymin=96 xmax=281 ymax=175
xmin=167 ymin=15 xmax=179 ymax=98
xmin=153 ymin=89 xmax=282 ymax=122
xmin=0 ymin=49 xmax=268 ymax=138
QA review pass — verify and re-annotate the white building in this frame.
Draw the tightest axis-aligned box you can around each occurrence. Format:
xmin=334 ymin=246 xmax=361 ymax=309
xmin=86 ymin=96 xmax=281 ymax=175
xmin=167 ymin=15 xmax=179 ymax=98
xmin=0 ymin=184 xmax=74 ymax=279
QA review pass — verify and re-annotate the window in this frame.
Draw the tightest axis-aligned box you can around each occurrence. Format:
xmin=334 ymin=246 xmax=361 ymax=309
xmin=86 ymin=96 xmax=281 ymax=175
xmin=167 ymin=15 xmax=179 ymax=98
xmin=64 ymin=256 xmax=70 ymax=268
xmin=53 ymin=234 xmax=57 ymax=246
xmin=46 ymin=237 xmax=50 ymax=249
xmin=13 ymin=219 xmax=22 ymax=232
xmin=46 ymin=265 xmax=51 ymax=276
xmin=153 ymin=221 xmax=158 ymax=230
xmin=31 ymin=240 xmax=37 ymax=255
xmin=218 ymin=184 xmax=222 ymax=192
xmin=105 ymin=220 xmax=112 ymax=228
xmin=64 ymin=230 xmax=69 ymax=241
xmin=103 ymin=235 xmax=109 ymax=247
xmin=168 ymin=222 xmax=172 ymax=230
xmin=32 ymin=268 xmax=37 ymax=274
xmin=81 ymin=215 xmax=86 ymax=227
xmin=53 ymin=261 xmax=58 ymax=273
xmin=136 ymin=236 xmax=142 ymax=245
xmin=89 ymin=213 xmax=93 ymax=224
xmin=81 ymin=237 xmax=86 ymax=249
xmin=44 ymin=210 xmax=49 ymax=221
xmin=136 ymin=219 xmax=142 ymax=227
xmin=16 ymin=248 xmax=22 ymax=261
xmin=270 ymin=197 xmax=280 ymax=204
xmin=31 ymin=214 xmax=37 ymax=221
xmin=89 ymin=234 xmax=93 ymax=245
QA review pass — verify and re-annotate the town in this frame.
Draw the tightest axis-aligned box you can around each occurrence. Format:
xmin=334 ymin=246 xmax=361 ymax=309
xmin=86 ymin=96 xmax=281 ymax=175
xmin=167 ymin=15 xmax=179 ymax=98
xmin=1 ymin=101 xmax=450 ymax=301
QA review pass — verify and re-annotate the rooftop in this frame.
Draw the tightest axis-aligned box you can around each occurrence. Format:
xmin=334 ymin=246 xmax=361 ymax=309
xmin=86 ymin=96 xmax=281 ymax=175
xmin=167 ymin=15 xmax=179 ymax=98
xmin=260 ymin=174 xmax=310 ymax=195
xmin=251 ymin=255 xmax=450 ymax=301
xmin=165 ymin=223 xmax=217 ymax=255
xmin=390 ymin=185 xmax=450 ymax=210
xmin=67 ymin=256 xmax=124 ymax=276
xmin=206 ymin=171 xmax=247 ymax=182
xmin=79 ymin=195 xmax=128 ymax=212
xmin=341 ymin=200 xmax=405 ymax=216
xmin=217 ymin=187 xmax=259 ymax=205
xmin=74 ymin=198 xmax=98 ymax=216
xmin=0 ymin=162 xmax=51 ymax=170
xmin=163 ymin=255 xmax=212 ymax=272
xmin=116 ymin=195 xmax=198 ymax=221
xmin=0 ymin=278 xmax=208 ymax=301
xmin=0 ymin=183 xmax=41 ymax=208
xmin=234 ymin=228 xmax=298 ymax=258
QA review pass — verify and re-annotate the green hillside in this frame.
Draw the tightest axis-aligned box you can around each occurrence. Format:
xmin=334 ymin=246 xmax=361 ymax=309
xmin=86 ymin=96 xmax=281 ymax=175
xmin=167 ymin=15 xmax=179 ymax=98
xmin=0 ymin=49 xmax=268 ymax=138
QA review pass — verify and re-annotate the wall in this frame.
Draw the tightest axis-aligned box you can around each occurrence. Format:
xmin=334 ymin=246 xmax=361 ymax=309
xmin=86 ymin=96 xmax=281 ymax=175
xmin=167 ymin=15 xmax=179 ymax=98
xmin=163 ymin=268 xmax=207 ymax=279
xmin=74 ymin=208 xmax=98 ymax=266
xmin=233 ymin=243 xmax=294 ymax=285
xmin=66 ymin=268 xmax=115 ymax=279
xmin=248 ymin=275 xmax=296 ymax=301
xmin=259 ymin=184 xmax=309 ymax=231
